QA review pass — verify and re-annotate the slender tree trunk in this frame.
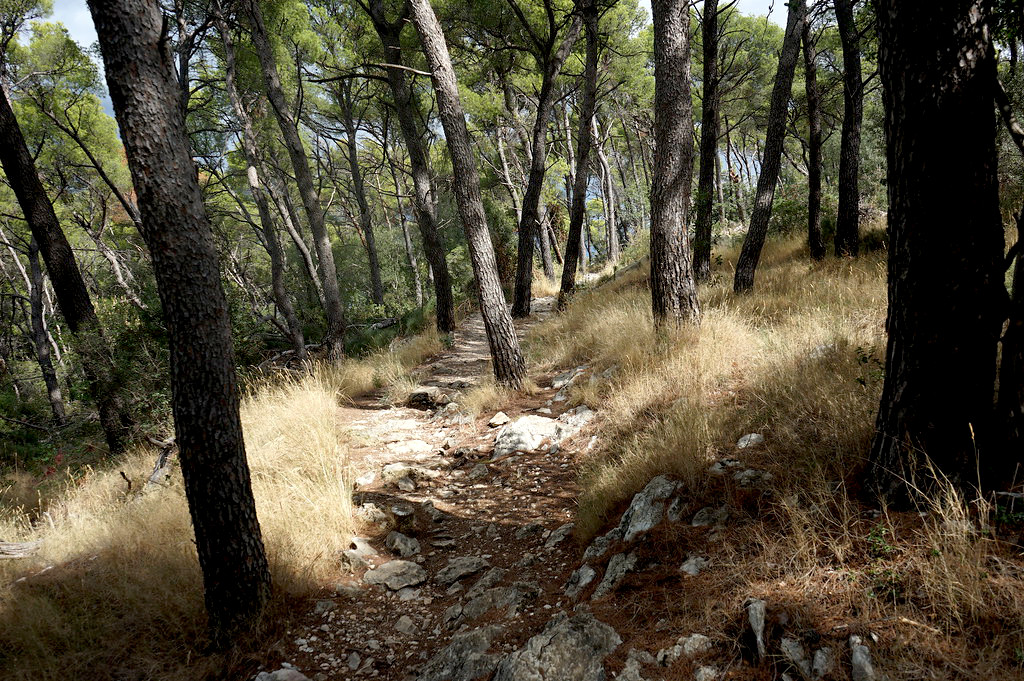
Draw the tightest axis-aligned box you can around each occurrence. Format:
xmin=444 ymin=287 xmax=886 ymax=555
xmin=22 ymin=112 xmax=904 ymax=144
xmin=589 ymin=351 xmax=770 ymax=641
xmin=216 ymin=9 xmax=306 ymax=359
xmin=537 ymin=204 xmax=555 ymax=279
xmin=409 ymin=0 xmax=526 ymax=388
xmin=1002 ymin=219 xmax=1024 ymax=460
xmin=802 ymin=14 xmax=825 ymax=260
xmin=558 ymin=0 xmax=599 ymax=309
xmin=385 ymin=164 xmax=424 ymax=308
xmin=650 ymin=0 xmax=701 ymax=327
xmin=496 ymin=131 xmax=523 ymax=223
xmin=715 ymin=144 xmax=726 ymax=227
xmin=366 ymin=1 xmax=455 ymax=333
xmin=594 ymin=118 xmax=619 ymax=264
xmin=265 ymin=172 xmax=326 ymax=308
xmin=512 ymin=16 xmax=582 ymax=318
xmin=869 ymin=0 xmax=1005 ymax=498
xmin=693 ymin=0 xmax=720 ymax=282
xmin=338 ymin=87 xmax=385 ymax=306
xmin=28 ymin=239 xmax=65 ymax=425
xmin=0 ymin=80 xmax=130 ymax=453
xmin=244 ymin=0 xmax=346 ymax=359
xmin=733 ymin=0 xmax=806 ymax=293
xmin=89 ymin=0 xmax=271 ymax=644
xmin=834 ymin=0 xmax=862 ymax=257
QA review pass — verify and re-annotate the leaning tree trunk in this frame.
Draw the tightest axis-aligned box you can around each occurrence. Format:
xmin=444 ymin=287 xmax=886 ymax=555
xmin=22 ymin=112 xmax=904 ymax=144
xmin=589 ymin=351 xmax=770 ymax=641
xmin=834 ymin=0 xmax=862 ymax=257
xmin=88 ymin=0 xmax=272 ymax=646
xmin=869 ymin=0 xmax=1005 ymax=499
xmin=802 ymin=12 xmax=825 ymax=260
xmin=244 ymin=0 xmax=347 ymax=359
xmin=733 ymin=0 xmax=806 ymax=293
xmin=367 ymin=1 xmax=455 ymax=333
xmin=0 ymin=80 xmax=129 ymax=453
xmin=216 ymin=8 xmax=306 ymax=360
xmin=557 ymin=0 xmax=599 ymax=309
xmin=649 ymin=0 xmax=701 ymax=327
xmin=409 ymin=0 xmax=526 ymax=388
xmin=693 ymin=0 xmax=720 ymax=282
xmin=29 ymin=239 xmax=65 ymax=425
xmin=511 ymin=15 xmax=582 ymax=318
xmin=537 ymin=204 xmax=556 ymax=279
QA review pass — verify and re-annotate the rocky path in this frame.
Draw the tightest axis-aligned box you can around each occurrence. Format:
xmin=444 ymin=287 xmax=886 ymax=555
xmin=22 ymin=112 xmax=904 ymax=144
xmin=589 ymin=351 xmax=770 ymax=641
xmin=256 ymin=298 xmax=885 ymax=681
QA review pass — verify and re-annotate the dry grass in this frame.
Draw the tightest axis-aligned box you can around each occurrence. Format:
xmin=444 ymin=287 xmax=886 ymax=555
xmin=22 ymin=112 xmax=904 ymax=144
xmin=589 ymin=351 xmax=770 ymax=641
xmin=0 ymin=361 xmax=378 ymax=679
xmin=320 ymin=327 xmax=443 ymax=400
xmin=531 ymin=237 xmax=1024 ymax=677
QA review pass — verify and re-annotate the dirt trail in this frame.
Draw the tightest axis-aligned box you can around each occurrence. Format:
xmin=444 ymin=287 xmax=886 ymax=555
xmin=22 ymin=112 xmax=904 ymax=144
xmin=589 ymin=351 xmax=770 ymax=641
xmin=269 ymin=297 xmax=597 ymax=680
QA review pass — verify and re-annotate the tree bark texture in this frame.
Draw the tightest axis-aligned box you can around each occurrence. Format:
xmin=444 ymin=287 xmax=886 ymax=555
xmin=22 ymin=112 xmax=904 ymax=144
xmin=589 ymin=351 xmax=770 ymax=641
xmin=0 ymin=79 xmax=129 ymax=452
xmin=29 ymin=239 xmax=65 ymax=425
xmin=409 ymin=0 xmax=526 ymax=387
xmin=511 ymin=13 xmax=582 ymax=318
xmin=650 ymin=0 xmax=701 ymax=327
xmin=693 ymin=0 xmax=720 ymax=282
xmin=733 ymin=0 xmax=806 ymax=293
xmin=244 ymin=0 xmax=347 ymax=358
xmin=367 ymin=1 xmax=455 ymax=333
xmin=557 ymin=0 xmax=599 ymax=309
xmin=802 ymin=14 xmax=825 ymax=260
xmin=216 ymin=9 xmax=306 ymax=360
xmin=834 ymin=0 xmax=862 ymax=256
xmin=869 ymin=0 xmax=1005 ymax=497
xmin=88 ymin=0 xmax=271 ymax=644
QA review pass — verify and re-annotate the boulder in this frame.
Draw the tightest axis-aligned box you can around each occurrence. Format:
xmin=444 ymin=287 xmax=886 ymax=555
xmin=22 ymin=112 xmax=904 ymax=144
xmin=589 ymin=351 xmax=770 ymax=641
xmin=849 ymin=636 xmax=877 ymax=681
xmin=492 ymin=611 xmax=620 ymax=681
xmin=592 ymin=552 xmax=637 ymax=599
xmin=363 ymin=560 xmax=427 ymax=590
xmin=385 ymin=531 xmax=421 ymax=558
xmin=736 ymin=433 xmax=764 ymax=449
xmin=407 ymin=386 xmax=451 ymax=410
xmin=417 ymin=626 xmax=503 ymax=681
xmin=656 ymin=633 xmax=712 ymax=666
xmin=436 ymin=556 xmax=490 ymax=585
xmin=494 ymin=416 xmax=566 ymax=458
xmin=565 ymin=565 xmax=597 ymax=599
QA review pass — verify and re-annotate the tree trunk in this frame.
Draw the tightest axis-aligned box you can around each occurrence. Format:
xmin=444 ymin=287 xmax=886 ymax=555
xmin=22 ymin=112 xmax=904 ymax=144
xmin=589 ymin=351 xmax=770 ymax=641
xmin=693 ymin=0 xmax=720 ymax=282
xmin=733 ymin=0 xmax=805 ymax=292
xmin=802 ymin=13 xmax=825 ymax=261
xmin=558 ymin=0 xmax=599 ymax=309
xmin=409 ymin=0 xmax=526 ymax=388
xmin=28 ymin=239 xmax=65 ymax=425
xmin=0 ymin=79 xmax=129 ymax=453
xmin=243 ymin=0 xmax=346 ymax=359
xmin=366 ymin=0 xmax=455 ymax=333
xmin=385 ymin=163 xmax=424 ymax=308
xmin=650 ymin=0 xmax=701 ymax=327
xmin=338 ymin=85 xmax=385 ymax=306
xmin=869 ymin=0 xmax=1005 ymax=498
xmin=216 ymin=8 xmax=306 ymax=360
xmin=511 ymin=15 xmax=582 ymax=318
xmin=594 ymin=118 xmax=619 ymax=264
xmin=1001 ymin=218 xmax=1024 ymax=463
xmin=537 ymin=204 xmax=555 ymax=279
xmin=88 ymin=0 xmax=271 ymax=645
xmin=834 ymin=0 xmax=862 ymax=257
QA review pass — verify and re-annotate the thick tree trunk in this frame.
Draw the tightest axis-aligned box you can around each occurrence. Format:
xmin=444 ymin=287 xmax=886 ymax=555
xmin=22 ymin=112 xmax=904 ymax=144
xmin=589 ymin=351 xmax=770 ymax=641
xmin=834 ymin=0 xmax=862 ymax=257
xmin=244 ymin=0 xmax=347 ymax=359
xmin=1002 ymin=222 xmax=1024 ymax=461
xmin=557 ymin=0 xmax=599 ymax=309
xmin=367 ymin=1 xmax=455 ymax=333
xmin=650 ymin=0 xmax=701 ymax=327
xmin=216 ymin=9 xmax=306 ymax=360
xmin=0 ymin=80 xmax=129 ymax=453
xmin=511 ymin=15 xmax=582 ymax=318
xmin=802 ymin=14 xmax=825 ymax=261
xmin=869 ymin=0 xmax=1005 ymax=498
xmin=693 ymin=0 xmax=720 ymax=282
xmin=733 ymin=0 xmax=806 ymax=293
xmin=409 ymin=0 xmax=526 ymax=388
xmin=89 ymin=0 xmax=271 ymax=645
xmin=28 ymin=239 xmax=65 ymax=425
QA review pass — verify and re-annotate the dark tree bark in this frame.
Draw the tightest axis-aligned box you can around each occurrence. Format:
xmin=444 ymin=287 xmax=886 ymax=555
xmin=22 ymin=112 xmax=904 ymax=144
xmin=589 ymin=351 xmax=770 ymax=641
xmin=557 ymin=0 xmax=599 ymax=309
xmin=215 ymin=8 xmax=306 ymax=360
xmin=0 ymin=80 xmax=129 ymax=453
xmin=802 ymin=11 xmax=825 ymax=260
xmin=733 ymin=0 xmax=806 ymax=293
xmin=869 ymin=0 xmax=1005 ymax=498
xmin=693 ymin=0 xmax=720 ymax=282
xmin=834 ymin=0 xmax=862 ymax=257
xmin=409 ymin=0 xmax=526 ymax=388
xmin=366 ymin=0 xmax=455 ymax=333
xmin=510 ymin=6 xmax=582 ymax=318
xmin=28 ymin=239 xmax=65 ymax=425
xmin=650 ymin=0 xmax=701 ymax=326
xmin=537 ymin=204 xmax=556 ymax=279
xmin=243 ymin=0 xmax=347 ymax=359
xmin=88 ymin=0 xmax=271 ymax=644
xmin=337 ymin=81 xmax=385 ymax=306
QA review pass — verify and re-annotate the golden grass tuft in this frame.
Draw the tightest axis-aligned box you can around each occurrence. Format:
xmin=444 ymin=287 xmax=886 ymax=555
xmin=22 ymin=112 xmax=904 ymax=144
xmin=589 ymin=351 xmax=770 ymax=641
xmin=319 ymin=326 xmax=443 ymax=400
